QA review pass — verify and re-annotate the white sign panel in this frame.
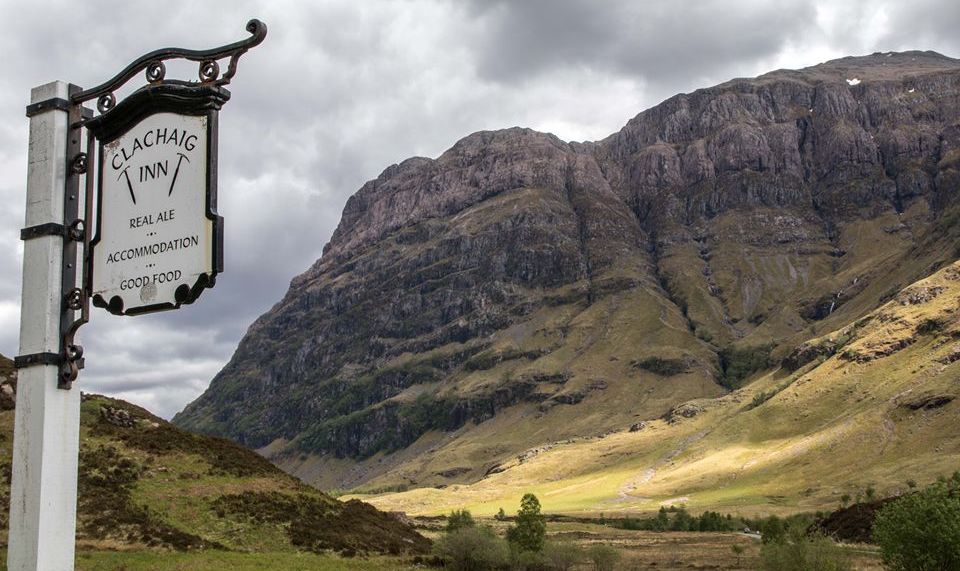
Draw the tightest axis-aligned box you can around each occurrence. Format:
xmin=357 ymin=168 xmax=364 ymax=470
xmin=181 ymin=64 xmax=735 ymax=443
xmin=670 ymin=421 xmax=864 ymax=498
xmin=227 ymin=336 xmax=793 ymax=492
xmin=91 ymin=112 xmax=218 ymax=314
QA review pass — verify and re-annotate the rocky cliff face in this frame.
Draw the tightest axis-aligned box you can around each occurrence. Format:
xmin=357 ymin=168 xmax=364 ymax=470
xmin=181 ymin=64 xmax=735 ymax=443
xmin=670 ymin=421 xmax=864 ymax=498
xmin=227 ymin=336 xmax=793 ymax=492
xmin=174 ymin=52 xmax=960 ymax=490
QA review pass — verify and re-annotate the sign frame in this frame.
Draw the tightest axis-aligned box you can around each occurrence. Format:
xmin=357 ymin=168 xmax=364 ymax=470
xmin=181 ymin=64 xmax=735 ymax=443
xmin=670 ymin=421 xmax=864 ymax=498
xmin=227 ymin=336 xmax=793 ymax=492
xmin=85 ymin=83 xmax=227 ymax=315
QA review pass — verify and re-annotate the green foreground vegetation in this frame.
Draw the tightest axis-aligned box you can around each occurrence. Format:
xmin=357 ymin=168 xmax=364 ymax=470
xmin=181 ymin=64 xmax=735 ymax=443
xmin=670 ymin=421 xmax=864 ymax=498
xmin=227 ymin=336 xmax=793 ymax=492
xmin=872 ymin=473 xmax=960 ymax=571
xmin=429 ymin=494 xmax=875 ymax=570
xmin=2 ymin=474 xmax=944 ymax=570
xmin=0 ymin=551 xmax=419 ymax=571
xmin=426 ymin=482 xmax=960 ymax=570
xmin=0 ymin=389 xmax=428 ymax=559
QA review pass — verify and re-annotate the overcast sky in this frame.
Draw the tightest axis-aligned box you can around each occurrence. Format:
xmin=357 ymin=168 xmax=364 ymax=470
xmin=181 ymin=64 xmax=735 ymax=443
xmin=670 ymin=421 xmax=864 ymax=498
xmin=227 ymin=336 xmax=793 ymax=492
xmin=1 ymin=0 xmax=958 ymax=419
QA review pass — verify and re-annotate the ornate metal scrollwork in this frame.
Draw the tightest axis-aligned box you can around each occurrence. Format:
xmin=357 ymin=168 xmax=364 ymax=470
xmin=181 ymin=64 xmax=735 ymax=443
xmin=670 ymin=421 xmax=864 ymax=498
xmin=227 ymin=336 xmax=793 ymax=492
xmin=97 ymin=93 xmax=116 ymax=114
xmin=199 ymin=60 xmax=220 ymax=82
xmin=60 ymin=339 xmax=83 ymax=386
xmin=64 ymin=288 xmax=83 ymax=311
xmin=60 ymin=282 xmax=87 ymax=387
xmin=145 ymin=60 xmax=166 ymax=83
xmin=71 ymin=153 xmax=87 ymax=174
xmin=71 ymin=19 xmax=267 ymax=108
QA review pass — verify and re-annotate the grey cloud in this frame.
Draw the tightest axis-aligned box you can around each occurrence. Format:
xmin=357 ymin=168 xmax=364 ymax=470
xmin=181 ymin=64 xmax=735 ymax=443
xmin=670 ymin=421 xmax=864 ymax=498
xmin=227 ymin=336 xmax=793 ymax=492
xmin=2 ymin=0 xmax=958 ymax=421
xmin=465 ymin=0 xmax=818 ymax=90
xmin=875 ymin=0 xmax=960 ymax=54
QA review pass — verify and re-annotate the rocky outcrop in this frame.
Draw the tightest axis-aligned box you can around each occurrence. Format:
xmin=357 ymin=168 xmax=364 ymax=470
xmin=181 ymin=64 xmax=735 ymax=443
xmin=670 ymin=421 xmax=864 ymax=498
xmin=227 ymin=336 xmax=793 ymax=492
xmin=175 ymin=52 xmax=960 ymax=489
xmin=99 ymin=405 xmax=139 ymax=428
xmin=665 ymin=402 xmax=706 ymax=423
xmin=629 ymin=421 xmax=646 ymax=432
xmin=897 ymin=394 xmax=955 ymax=411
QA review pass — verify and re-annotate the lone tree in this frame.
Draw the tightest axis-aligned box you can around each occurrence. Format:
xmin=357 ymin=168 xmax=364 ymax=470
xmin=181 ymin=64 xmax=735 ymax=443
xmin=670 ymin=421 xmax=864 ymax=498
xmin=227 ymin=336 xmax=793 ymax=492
xmin=507 ymin=493 xmax=547 ymax=552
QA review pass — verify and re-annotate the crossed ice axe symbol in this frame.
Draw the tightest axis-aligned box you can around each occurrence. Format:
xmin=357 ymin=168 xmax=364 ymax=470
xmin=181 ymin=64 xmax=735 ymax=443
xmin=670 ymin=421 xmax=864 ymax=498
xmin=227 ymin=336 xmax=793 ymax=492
xmin=116 ymin=152 xmax=191 ymax=205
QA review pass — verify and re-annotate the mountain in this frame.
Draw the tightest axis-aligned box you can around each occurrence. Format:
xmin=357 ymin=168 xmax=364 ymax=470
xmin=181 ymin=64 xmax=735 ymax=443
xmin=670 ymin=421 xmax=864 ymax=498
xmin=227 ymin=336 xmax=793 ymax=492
xmin=0 ymin=355 xmax=428 ymax=554
xmin=174 ymin=51 xmax=960 ymax=497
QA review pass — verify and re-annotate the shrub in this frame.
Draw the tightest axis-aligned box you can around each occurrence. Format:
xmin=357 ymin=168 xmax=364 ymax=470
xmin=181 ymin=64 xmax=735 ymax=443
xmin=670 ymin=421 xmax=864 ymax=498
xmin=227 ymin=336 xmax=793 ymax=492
xmin=669 ymin=505 xmax=696 ymax=531
xmin=632 ymin=356 xmax=687 ymax=376
xmin=872 ymin=476 xmax=960 ymax=571
xmin=541 ymin=541 xmax=583 ymax=570
xmin=433 ymin=526 xmax=510 ymax=571
xmin=719 ymin=344 xmax=773 ymax=389
xmin=586 ymin=544 xmax=621 ymax=571
xmin=833 ymin=333 xmax=852 ymax=348
xmin=510 ymin=547 xmax=546 ymax=570
xmin=697 ymin=510 xmax=730 ymax=531
xmin=750 ymin=390 xmax=774 ymax=409
xmin=507 ymin=494 xmax=547 ymax=553
xmin=760 ymin=515 xmax=786 ymax=544
xmin=916 ymin=317 xmax=944 ymax=335
xmin=446 ymin=508 xmax=476 ymax=533
xmin=760 ymin=530 xmax=851 ymax=571
xmin=731 ymin=543 xmax=745 ymax=566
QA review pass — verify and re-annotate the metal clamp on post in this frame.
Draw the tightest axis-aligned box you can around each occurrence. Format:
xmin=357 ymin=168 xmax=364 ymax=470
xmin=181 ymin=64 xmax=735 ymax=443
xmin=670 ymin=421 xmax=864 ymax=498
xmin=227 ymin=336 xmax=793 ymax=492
xmin=19 ymin=220 xmax=85 ymax=241
xmin=14 ymin=352 xmax=62 ymax=368
xmin=12 ymin=351 xmax=85 ymax=371
xmin=24 ymin=97 xmax=72 ymax=118
xmin=20 ymin=223 xmax=67 ymax=240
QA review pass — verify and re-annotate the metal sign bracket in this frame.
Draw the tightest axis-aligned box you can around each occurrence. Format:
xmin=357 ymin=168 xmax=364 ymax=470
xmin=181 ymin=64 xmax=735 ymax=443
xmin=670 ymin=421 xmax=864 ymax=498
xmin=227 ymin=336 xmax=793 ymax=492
xmin=57 ymin=90 xmax=93 ymax=389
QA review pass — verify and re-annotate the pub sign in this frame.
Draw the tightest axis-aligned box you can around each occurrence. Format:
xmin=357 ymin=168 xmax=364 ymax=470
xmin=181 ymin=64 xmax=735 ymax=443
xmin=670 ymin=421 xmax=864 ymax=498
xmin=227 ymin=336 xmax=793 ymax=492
xmin=88 ymin=89 xmax=224 ymax=315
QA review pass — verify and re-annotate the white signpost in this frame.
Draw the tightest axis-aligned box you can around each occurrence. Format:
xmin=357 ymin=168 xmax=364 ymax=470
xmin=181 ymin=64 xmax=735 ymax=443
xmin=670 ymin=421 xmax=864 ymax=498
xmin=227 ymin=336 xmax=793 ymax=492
xmin=9 ymin=80 xmax=84 ymax=571
xmin=8 ymin=21 xmax=265 ymax=571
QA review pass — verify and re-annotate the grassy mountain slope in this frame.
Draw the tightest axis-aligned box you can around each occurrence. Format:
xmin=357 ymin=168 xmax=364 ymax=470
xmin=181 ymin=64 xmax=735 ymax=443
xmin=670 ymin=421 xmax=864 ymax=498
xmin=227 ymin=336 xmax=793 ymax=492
xmin=263 ymin=197 xmax=955 ymax=495
xmin=354 ymin=260 xmax=960 ymax=516
xmin=0 ymin=368 xmax=428 ymax=555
